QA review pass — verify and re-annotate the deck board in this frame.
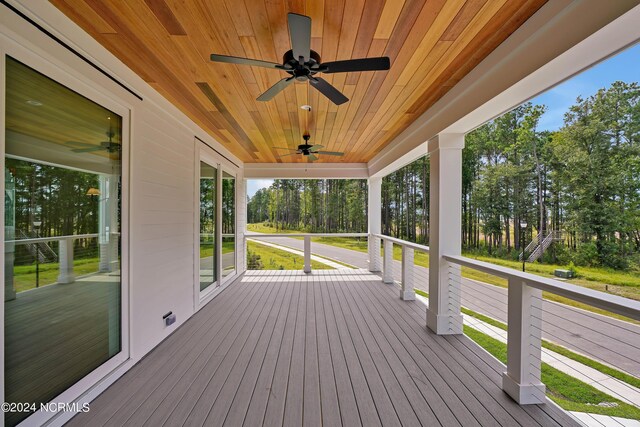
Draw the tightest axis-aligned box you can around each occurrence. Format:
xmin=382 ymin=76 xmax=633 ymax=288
xmin=68 ymin=269 xmax=579 ymax=427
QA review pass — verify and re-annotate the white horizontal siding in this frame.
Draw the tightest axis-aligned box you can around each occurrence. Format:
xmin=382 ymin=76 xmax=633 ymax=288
xmin=0 ymin=2 xmax=246 ymax=413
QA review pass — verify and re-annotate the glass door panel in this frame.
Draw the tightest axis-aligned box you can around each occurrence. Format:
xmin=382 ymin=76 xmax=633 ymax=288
xmin=4 ymin=57 xmax=122 ymax=426
xmin=199 ymin=161 xmax=217 ymax=291
xmin=221 ymin=171 xmax=235 ymax=278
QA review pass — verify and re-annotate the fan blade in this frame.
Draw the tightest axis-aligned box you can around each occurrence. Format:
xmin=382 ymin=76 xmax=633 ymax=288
xmin=308 ymin=153 xmax=318 ymax=162
xmin=309 ymin=77 xmax=349 ymax=105
xmin=272 ymin=146 xmax=299 ymax=151
xmin=322 ymin=57 xmax=391 ymax=73
xmin=65 ymin=141 xmax=94 ymax=148
xmin=210 ymin=54 xmax=281 ymax=69
xmin=278 ymin=153 xmax=299 ymax=158
xmin=308 ymin=144 xmax=324 ymax=150
xmin=257 ymin=78 xmax=294 ymax=101
xmin=316 ymin=151 xmax=344 ymax=156
xmin=288 ymin=13 xmax=311 ymax=62
xmin=72 ymin=147 xmax=103 ymax=153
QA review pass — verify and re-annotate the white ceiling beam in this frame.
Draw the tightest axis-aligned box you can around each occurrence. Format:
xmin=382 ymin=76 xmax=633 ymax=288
xmin=243 ymin=163 xmax=369 ymax=179
xmin=368 ymin=0 xmax=640 ymax=178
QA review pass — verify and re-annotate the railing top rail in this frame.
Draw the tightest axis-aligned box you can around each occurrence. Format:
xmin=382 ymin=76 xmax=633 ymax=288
xmin=444 ymin=254 xmax=640 ymax=321
xmin=5 ymin=233 xmax=100 ymax=245
xmin=373 ymin=233 xmax=430 ymax=253
xmin=245 ymin=232 xmax=368 ymax=238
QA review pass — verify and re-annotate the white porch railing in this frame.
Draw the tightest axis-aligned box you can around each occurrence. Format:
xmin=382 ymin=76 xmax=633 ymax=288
xmin=444 ymin=254 xmax=640 ymax=404
xmin=373 ymin=232 xmax=640 ymax=405
xmin=372 ymin=233 xmax=429 ymax=301
xmin=5 ymin=233 xmax=118 ymax=288
xmin=244 ymin=232 xmax=367 ymax=273
xmin=244 ymin=230 xmax=640 ymax=406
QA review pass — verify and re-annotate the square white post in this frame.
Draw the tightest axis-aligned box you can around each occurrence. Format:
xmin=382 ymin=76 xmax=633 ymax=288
xmin=427 ymin=134 xmax=464 ymax=335
xmin=57 ymin=238 xmax=75 ymax=284
xmin=382 ymin=239 xmax=393 ymax=284
xmin=303 ymin=236 xmax=311 ymax=273
xmin=99 ymin=175 xmax=119 ymax=273
xmin=368 ymin=177 xmax=382 ymax=272
xmin=503 ymin=277 xmax=546 ymax=404
xmin=401 ymin=246 xmax=415 ymax=300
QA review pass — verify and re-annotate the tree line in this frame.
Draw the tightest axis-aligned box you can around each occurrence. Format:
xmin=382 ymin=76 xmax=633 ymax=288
xmin=247 ymin=179 xmax=368 ymax=233
xmin=384 ymin=81 xmax=640 ymax=269
xmin=6 ymin=158 xmax=101 ymax=264
xmin=248 ymin=81 xmax=639 ymax=269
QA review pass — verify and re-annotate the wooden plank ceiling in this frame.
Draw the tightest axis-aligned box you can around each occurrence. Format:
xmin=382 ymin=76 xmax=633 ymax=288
xmin=51 ymin=0 xmax=546 ymax=163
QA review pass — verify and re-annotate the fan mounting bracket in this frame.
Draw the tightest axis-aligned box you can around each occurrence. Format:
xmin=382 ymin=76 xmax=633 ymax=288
xmin=282 ymin=49 xmax=326 ymax=81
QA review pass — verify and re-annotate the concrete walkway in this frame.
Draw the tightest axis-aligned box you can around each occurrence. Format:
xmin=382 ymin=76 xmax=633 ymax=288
xmin=570 ymin=411 xmax=640 ymax=427
xmin=247 ymin=233 xmax=640 ymax=378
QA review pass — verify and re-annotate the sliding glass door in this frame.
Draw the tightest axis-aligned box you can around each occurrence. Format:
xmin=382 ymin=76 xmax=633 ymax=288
xmin=221 ymin=171 xmax=236 ymax=280
xmin=196 ymin=143 xmax=237 ymax=303
xmin=3 ymin=56 xmax=126 ymax=426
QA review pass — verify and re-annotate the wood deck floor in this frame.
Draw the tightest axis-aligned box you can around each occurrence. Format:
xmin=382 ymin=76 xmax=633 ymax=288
xmin=67 ymin=269 xmax=578 ymax=427
xmin=4 ymin=273 xmax=120 ymax=427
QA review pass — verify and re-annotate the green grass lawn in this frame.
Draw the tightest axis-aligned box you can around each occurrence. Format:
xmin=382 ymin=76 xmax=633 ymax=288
xmin=200 ymin=239 xmax=236 ymax=258
xmin=247 ymin=223 xmax=639 ymax=322
xmin=463 ymin=326 xmax=640 ymax=419
xmin=247 ymin=240 xmax=334 ymax=270
xmin=12 ymin=258 xmax=101 ymax=293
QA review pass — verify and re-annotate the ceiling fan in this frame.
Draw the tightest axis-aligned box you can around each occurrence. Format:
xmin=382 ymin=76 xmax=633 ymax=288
xmin=210 ymin=13 xmax=390 ymax=105
xmin=65 ymin=130 xmax=121 ymax=158
xmin=275 ymin=132 xmax=344 ymax=162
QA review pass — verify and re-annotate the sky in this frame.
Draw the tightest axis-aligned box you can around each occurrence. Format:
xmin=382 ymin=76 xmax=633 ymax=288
xmin=247 ymin=179 xmax=274 ymax=198
xmin=533 ymin=43 xmax=640 ymax=131
xmin=246 ymin=43 xmax=640 ymax=198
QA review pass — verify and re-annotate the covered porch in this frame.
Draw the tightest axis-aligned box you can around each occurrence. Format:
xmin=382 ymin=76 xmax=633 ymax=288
xmin=66 ymin=269 xmax=576 ymax=426
xmin=2 ymin=0 xmax=640 ymax=426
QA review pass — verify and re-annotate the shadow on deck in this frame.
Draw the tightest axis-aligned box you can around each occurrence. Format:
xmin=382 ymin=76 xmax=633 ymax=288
xmin=67 ymin=269 xmax=577 ymax=426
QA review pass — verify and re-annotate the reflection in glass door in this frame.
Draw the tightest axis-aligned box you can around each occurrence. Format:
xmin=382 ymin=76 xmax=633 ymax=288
xmin=199 ymin=161 xmax=217 ymax=291
xmin=3 ymin=57 xmax=122 ymax=426
xmin=221 ymin=171 xmax=235 ymax=279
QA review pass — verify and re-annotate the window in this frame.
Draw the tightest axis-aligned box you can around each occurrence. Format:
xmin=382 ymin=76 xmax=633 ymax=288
xmin=3 ymin=57 xmax=123 ymax=426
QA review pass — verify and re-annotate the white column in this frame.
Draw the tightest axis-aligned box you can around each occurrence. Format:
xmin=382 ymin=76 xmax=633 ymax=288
xmin=427 ymin=134 xmax=464 ymax=335
xmin=57 ymin=238 xmax=75 ymax=284
xmin=303 ymin=236 xmax=311 ymax=273
xmin=401 ymin=246 xmax=416 ymax=300
xmin=368 ymin=177 xmax=382 ymax=272
xmin=99 ymin=175 xmax=119 ymax=272
xmin=382 ymin=239 xmax=393 ymax=284
xmin=503 ymin=277 xmax=546 ymax=404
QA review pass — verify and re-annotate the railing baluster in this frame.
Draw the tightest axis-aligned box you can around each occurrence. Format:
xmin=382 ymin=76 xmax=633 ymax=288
xmin=368 ymin=234 xmax=382 ymax=273
xmin=401 ymin=246 xmax=415 ymax=300
xmin=503 ymin=277 xmax=545 ymax=404
xmin=383 ymin=239 xmax=393 ymax=284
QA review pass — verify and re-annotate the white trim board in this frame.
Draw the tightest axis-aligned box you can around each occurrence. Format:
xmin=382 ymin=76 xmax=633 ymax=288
xmin=243 ymin=162 xmax=369 ymax=179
